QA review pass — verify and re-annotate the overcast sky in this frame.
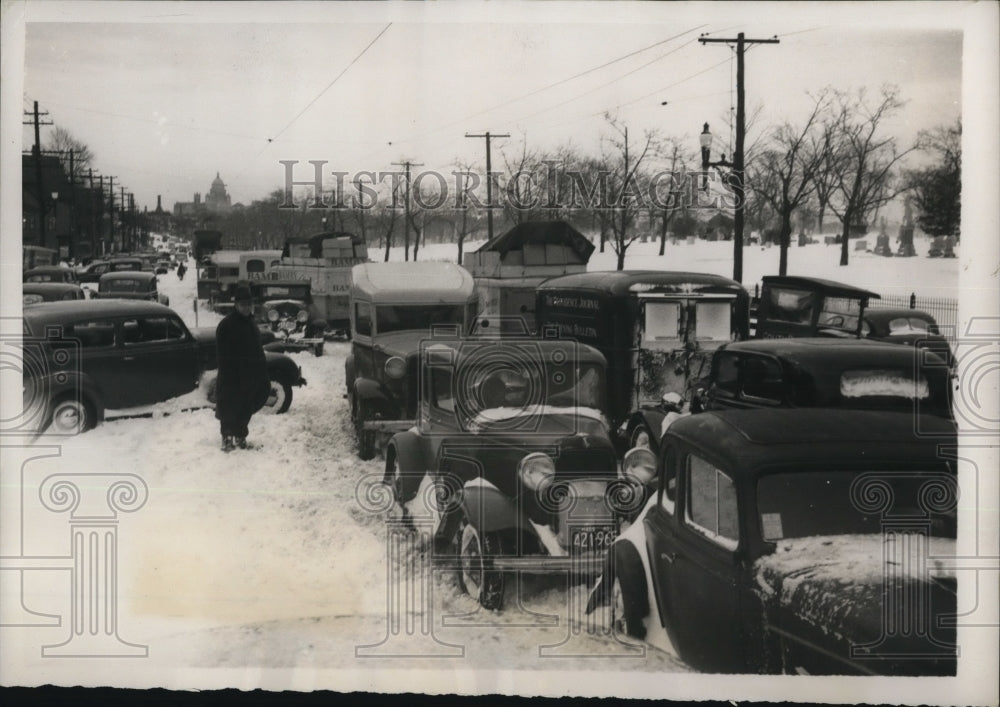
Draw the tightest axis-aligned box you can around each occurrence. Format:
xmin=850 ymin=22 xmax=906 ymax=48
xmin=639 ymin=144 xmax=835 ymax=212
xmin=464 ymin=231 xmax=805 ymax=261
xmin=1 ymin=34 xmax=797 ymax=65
xmin=17 ymin=2 xmax=967 ymax=211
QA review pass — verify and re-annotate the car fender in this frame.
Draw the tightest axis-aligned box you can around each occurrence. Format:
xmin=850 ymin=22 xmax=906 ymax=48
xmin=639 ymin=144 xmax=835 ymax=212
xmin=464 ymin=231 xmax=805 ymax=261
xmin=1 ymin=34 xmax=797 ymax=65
xmin=264 ymin=352 xmax=305 ymax=387
xmin=460 ymin=479 xmax=525 ymax=534
xmin=384 ymin=430 xmax=430 ymax=502
xmin=353 ymin=377 xmax=398 ymax=419
xmin=40 ymin=370 xmax=106 ymax=422
xmin=627 ymin=409 xmax=666 ymax=450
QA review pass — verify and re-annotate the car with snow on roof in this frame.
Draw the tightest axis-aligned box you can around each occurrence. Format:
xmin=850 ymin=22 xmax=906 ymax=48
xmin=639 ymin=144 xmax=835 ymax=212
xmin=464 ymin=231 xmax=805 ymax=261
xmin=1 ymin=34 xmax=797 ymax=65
xmin=21 ymin=299 xmax=305 ymax=434
xmin=587 ymin=408 xmax=957 ymax=675
xmin=22 ymin=282 xmax=88 ymax=304
xmin=862 ymin=307 xmax=954 ymax=368
xmin=385 ymin=334 xmax=631 ymax=611
xmin=345 ymin=261 xmax=478 ymax=459
xmin=23 ymin=265 xmax=80 ymax=285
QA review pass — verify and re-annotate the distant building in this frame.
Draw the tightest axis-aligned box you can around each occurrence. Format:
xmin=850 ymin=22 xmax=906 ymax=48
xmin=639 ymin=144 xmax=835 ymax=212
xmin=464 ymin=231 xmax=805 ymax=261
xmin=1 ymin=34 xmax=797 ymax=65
xmin=173 ymin=172 xmax=232 ymax=216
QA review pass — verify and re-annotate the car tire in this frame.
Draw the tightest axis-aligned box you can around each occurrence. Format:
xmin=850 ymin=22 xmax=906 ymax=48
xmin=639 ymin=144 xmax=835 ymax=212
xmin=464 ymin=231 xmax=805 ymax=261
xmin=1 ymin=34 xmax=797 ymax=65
xmin=459 ymin=521 xmax=506 ymax=611
xmin=354 ymin=400 xmax=377 ymax=461
xmin=47 ymin=396 xmax=95 ymax=435
xmin=610 ymin=543 xmax=648 ymax=640
xmin=260 ymin=380 xmax=293 ymax=415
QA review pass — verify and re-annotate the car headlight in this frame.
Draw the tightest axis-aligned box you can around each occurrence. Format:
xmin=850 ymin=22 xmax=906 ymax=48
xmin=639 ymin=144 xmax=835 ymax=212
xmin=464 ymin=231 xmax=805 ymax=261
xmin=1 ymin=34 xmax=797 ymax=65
xmin=267 ymin=309 xmax=279 ymax=322
xmin=296 ymin=310 xmax=309 ymax=323
xmin=384 ymin=356 xmax=406 ymax=379
xmin=518 ymin=452 xmax=556 ymax=491
xmin=622 ymin=446 xmax=657 ymax=485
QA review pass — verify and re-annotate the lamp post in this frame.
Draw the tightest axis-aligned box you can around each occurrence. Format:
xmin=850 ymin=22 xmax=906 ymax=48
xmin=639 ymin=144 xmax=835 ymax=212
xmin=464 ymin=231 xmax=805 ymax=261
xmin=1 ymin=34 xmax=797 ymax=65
xmin=699 ymin=123 xmax=732 ymax=189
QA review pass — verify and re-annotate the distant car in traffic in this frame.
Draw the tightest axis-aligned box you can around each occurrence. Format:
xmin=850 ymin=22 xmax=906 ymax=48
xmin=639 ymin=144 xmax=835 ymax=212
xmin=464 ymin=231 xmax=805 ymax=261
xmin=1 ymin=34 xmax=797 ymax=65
xmin=96 ymin=271 xmax=169 ymax=306
xmin=23 ymin=282 xmax=88 ymax=304
xmin=588 ymin=408 xmax=957 ymax=676
xmin=155 ymin=259 xmax=172 ymax=275
xmin=21 ymin=300 xmax=306 ymax=434
xmin=862 ymin=308 xmax=954 ymax=367
xmin=24 ymin=266 xmax=80 ymax=285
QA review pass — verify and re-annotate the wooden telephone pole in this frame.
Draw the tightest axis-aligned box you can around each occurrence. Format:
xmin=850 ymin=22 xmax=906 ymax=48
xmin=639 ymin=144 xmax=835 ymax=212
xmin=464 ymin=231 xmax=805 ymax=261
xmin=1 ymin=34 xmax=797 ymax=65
xmin=699 ymin=32 xmax=779 ymax=283
xmin=465 ymin=131 xmax=509 ymax=243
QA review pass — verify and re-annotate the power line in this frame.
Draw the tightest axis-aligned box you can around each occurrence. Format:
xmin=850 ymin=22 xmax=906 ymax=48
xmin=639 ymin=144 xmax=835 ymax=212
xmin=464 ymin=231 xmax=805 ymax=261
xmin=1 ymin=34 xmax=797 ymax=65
xmin=267 ymin=22 xmax=392 ymax=145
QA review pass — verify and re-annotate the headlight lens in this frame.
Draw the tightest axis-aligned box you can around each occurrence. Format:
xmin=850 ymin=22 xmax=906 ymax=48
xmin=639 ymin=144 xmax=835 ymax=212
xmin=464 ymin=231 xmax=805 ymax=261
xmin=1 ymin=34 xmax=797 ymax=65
xmin=384 ymin=356 xmax=406 ymax=379
xmin=267 ymin=309 xmax=279 ymax=322
xmin=518 ymin=452 xmax=556 ymax=491
xmin=622 ymin=447 xmax=657 ymax=485
xmin=296 ymin=309 xmax=309 ymax=323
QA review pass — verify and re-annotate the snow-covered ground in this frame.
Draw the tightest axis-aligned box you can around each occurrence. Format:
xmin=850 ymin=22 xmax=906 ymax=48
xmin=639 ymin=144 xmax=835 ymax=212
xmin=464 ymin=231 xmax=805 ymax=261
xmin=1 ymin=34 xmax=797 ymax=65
xmin=2 ymin=237 xmax=963 ymax=692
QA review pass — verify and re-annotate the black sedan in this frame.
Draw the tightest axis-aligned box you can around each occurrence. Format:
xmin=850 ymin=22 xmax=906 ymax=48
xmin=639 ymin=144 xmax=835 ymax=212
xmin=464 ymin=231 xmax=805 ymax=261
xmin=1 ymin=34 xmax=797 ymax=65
xmin=589 ymin=408 xmax=957 ymax=675
xmin=862 ymin=308 xmax=954 ymax=367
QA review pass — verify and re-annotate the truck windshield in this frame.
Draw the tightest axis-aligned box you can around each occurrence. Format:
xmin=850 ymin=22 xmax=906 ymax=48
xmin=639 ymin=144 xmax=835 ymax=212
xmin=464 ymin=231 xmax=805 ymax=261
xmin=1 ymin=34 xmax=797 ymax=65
xmin=376 ymin=304 xmax=465 ymax=334
xmin=756 ymin=469 xmax=955 ymax=541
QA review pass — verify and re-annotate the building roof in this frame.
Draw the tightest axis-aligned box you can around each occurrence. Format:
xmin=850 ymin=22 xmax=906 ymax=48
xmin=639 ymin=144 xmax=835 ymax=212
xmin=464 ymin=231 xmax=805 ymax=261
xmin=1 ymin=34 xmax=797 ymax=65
xmin=351 ymin=262 xmax=476 ymax=303
xmin=475 ymin=220 xmax=595 ymax=263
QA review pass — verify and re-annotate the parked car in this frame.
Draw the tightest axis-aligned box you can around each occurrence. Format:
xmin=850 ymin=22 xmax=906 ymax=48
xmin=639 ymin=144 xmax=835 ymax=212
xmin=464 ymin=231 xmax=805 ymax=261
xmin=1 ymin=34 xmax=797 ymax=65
xmin=754 ymin=275 xmax=880 ymax=339
xmin=535 ymin=270 xmax=750 ymax=452
xmin=346 ymin=261 xmax=478 ymax=459
xmin=862 ymin=308 xmax=954 ymax=368
xmin=386 ymin=336 xmax=621 ymax=611
xmin=155 ymin=259 xmax=172 ymax=275
xmin=78 ymin=257 xmax=146 ymax=284
xmin=23 ymin=266 xmax=79 ymax=285
xmin=589 ymin=408 xmax=957 ymax=675
xmin=23 ymin=282 xmax=88 ymax=305
xmin=21 ymin=300 xmax=306 ymax=434
xmin=250 ymin=279 xmax=326 ymax=356
xmin=692 ymin=337 xmax=953 ymax=422
xmin=96 ymin=271 xmax=169 ymax=306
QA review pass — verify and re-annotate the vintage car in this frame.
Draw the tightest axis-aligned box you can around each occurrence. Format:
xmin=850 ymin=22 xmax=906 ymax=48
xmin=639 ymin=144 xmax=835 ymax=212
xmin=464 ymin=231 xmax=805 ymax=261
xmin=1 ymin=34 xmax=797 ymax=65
xmin=155 ymin=259 xmax=172 ymax=275
xmin=693 ymin=338 xmax=953 ymax=421
xmin=535 ymin=270 xmax=750 ymax=451
xmin=754 ymin=275 xmax=880 ymax=339
xmin=386 ymin=336 xmax=622 ymax=611
xmin=862 ymin=307 xmax=954 ymax=367
xmin=96 ymin=271 xmax=170 ymax=306
xmin=589 ymin=408 xmax=957 ymax=675
xmin=23 ymin=282 xmax=88 ymax=304
xmin=77 ymin=257 xmax=146 ymax=284
xmin=21 ymin=300 xmax=305 ymax=434
xmin=346 ymin=261 xmax=478 ymax=459
xmin=250 ymin=279 xmax=326 ymax=356
xmin=23 ymin=266 xmax=80 ymax=285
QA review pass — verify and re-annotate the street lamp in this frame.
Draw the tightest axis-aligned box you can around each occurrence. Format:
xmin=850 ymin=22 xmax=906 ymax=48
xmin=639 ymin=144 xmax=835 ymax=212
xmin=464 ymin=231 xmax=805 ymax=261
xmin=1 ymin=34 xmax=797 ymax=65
xmin=699 ymin=123 xmax=732 ymax=189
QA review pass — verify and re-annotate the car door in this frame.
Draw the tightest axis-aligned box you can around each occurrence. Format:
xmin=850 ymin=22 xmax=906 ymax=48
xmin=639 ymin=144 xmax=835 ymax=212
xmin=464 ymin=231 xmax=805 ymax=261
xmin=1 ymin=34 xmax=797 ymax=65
xmin=53 ymin=317 xmax=121 ymax=407
xmin=118 ymin=314 xmax=201 ymax=405
xmin=645 ymin=448 xmax=743 ymax=672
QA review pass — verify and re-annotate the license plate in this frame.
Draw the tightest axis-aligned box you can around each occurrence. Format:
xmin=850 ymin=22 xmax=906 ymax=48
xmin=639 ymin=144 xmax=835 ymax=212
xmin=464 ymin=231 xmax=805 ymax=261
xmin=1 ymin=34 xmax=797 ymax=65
xmin=571 ymin=528 xmax=617 ymax=550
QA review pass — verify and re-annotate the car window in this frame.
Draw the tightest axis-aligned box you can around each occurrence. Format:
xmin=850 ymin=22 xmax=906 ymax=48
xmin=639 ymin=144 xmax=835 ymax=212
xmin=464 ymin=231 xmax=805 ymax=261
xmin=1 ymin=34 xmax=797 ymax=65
xmin=643 ymin=301 xmax=681 ymax=343
xmin=739 ymin=355 xmax=783 ymax=403
xmin=887 ymin=317 xmax=931 ymax=335
xmin=103 ymin=278 xmax=144 ymax=293
xmin=766 ymin=287 xmax=813 ymax=324
xmin=122 ymin=317 xmax=186 ymax=345
xmin=355 ymin=301 xmax=372 ymax=336
xmin=694 ymin=301 xmax=731 ymax=343
xmin=840 ymin=368 xmax=930 ymax=400
xmin=712 ymin=351 xmax=739 ymax=397
xmin=431 ymin=368 xmax=455 ymax=412
xmin=23 ymin=293 xmax=44 ymax=305
xmin=686 ymin=454 xmax=738 ymax=550
xmin=818 ymin=296 xmax=861 ymax=331
xmin=52 ymin=320 xmax=115 ymax=349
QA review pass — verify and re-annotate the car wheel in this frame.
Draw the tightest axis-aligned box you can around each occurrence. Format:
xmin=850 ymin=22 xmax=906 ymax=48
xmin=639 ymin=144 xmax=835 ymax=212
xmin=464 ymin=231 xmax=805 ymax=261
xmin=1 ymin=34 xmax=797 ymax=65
xmin=610 ymin=543 xmax=648 ymax=640
xmin=260 ymin=380 xmax=293 ymax=415
xmin=47 ymin=396 xmax=95 ymax=435
xmin=630 ymin=424 xmax=652 ymax=450
xmin=459 ymin=522 xmax=506 ymax=611
xmin=354 ymin=401 xmax=377 ymax=461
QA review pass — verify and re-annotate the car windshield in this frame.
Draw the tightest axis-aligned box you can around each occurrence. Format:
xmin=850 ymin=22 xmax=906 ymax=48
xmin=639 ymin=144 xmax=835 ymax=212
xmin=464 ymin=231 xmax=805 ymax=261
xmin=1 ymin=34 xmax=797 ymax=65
xmin=766 ymin=287 xmax=814 ymax=324
xmin=258 ymin=285 xmax=309 ymax=300
xmin=459 ymin=362 xmax=606 ymax=417
xmin=376 ymin=304 xmax=465 ymax=334
xmin=756 ymin=469 xmax=956 ymax=541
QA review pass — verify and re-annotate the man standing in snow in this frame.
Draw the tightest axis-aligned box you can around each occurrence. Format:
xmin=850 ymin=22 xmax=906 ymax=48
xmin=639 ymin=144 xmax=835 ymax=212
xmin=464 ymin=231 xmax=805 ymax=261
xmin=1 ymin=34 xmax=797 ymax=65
xmin=215 ymin=282 xmax=270 ymax=452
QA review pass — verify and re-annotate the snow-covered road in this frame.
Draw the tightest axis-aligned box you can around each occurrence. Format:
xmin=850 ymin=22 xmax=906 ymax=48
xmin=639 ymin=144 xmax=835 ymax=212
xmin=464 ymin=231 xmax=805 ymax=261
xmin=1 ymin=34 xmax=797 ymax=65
xmin=6 ymin=264 xmax=688 ymax=690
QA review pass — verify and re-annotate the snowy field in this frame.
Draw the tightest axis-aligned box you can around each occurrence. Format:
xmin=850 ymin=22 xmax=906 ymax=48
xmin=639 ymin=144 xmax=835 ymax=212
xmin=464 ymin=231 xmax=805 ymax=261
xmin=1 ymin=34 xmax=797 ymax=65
xmin=3 ymin=237 xmax=962 ymax=691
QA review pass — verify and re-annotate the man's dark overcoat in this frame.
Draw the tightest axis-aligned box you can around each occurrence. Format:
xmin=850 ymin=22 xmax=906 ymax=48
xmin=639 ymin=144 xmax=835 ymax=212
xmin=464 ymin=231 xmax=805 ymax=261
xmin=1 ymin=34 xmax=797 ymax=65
xmin=215 ymin=310 xmax=270 ymax=424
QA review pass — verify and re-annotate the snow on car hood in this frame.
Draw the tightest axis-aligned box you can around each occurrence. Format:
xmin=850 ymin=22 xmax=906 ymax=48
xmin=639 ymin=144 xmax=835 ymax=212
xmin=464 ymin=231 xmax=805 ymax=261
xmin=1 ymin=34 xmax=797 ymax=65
xmin=469 ymin=405 xmax=609 ymax=434
xmin=754 ymin=534 xmax=956 ymax=646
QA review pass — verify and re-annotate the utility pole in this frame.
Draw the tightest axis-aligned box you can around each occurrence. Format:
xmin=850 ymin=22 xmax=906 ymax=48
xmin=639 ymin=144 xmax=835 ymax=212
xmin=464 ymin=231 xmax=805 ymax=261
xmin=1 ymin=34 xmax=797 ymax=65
xmin=391 ymin=159 xmax=423 ymax=261
xmin=465 ymin=131 xmax=509 ymax=243
xmin=107 ymin=176 xmax=116 ymax=251
xmin=23 ymin=101 xmax=53 ymax=248
xmin=699 ymin=32 xmax=778 ymax=283
xmin=120 ymin=186 xmax=127 ymax=251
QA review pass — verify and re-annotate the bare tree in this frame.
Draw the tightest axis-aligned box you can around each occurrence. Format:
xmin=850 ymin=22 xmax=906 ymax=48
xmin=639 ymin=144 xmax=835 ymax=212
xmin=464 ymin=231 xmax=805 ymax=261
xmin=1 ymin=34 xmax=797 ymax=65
xmin=603 ymin=115 xmax=654 ymax=270
xmin=651 ymin=136 xmax=695 ymax=256
xmin=452 ymin=159 xmax=483 ymax=264
xmin=46 ymin=126 xmax=94 ymax=180
xmin=827 ymin=86 xmax=915 ymax=266
xmin=748 ymin=90 xmax=834 ymax=275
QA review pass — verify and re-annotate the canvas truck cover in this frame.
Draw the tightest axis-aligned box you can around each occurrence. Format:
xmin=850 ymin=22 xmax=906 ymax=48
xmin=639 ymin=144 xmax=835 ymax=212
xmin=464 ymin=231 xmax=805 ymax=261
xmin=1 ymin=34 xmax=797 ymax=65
xmin=350 ymin=262 xmax=476 ymax=304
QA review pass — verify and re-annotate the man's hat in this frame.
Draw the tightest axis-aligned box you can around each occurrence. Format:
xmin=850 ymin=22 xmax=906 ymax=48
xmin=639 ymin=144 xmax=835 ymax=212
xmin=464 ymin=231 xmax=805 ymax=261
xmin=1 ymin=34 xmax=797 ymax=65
xmin=233 ymin=282 xmax=252 ymax=303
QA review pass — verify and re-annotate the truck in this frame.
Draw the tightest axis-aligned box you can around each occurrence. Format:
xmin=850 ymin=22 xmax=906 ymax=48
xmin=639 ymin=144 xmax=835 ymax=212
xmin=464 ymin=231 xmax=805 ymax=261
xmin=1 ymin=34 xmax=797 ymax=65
xmin=271 ymin=232 xmax=369 ymax=336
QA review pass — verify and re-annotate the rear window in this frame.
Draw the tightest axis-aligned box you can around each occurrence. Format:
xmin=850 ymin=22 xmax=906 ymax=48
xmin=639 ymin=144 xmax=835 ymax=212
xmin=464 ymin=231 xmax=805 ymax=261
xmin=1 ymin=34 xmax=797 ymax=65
xmin=102 ymin=278 xmax=145 ymax=292
xmin=840 ymin=369 xmax=930 ymax=400
xmin=888 ymin=317 xmax=933 ymax=335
